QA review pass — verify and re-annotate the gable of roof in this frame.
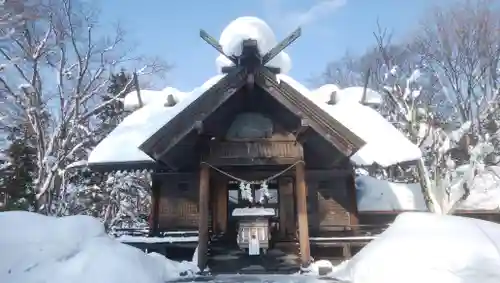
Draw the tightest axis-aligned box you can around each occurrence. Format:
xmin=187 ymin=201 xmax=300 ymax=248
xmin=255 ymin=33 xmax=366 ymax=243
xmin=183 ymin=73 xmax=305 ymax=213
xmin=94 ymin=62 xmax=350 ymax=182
xmin=139 ymin=70 xmax=249 ymax=161
xmin=139 ymin=68 xmax=366 ymax=164
xmin=255 ymin=69 xmax=366 ymax=156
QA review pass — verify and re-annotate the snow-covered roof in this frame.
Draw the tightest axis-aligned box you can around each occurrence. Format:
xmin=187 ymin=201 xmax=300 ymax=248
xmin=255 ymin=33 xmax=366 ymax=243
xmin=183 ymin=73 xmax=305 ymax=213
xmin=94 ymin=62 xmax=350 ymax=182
xmin=88 ymin=16 xmax=421 ymax=169
xmin=88 ymin=75 xmax=225 ymax=165
xmin=356 ymin=167 xmax=500 ymax=212
xmin=277 ymin=74 xmax=422 ymax=167
xmin=311 ymin=85 xmax=383 ymax=105
xmin=355 ymin=175 xmax=427 ymax=212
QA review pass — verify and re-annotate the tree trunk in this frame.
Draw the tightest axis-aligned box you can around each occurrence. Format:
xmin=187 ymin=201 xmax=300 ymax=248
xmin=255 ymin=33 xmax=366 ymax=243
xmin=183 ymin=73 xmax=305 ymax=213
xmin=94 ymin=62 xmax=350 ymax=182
xmin=416 ymin=158 xmax=442 ymax=214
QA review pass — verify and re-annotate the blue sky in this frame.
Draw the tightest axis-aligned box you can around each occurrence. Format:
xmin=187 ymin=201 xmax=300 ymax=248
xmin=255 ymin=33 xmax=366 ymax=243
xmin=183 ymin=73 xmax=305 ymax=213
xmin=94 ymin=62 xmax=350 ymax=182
xmin=99 ymin=0 xmax=439 ymax=90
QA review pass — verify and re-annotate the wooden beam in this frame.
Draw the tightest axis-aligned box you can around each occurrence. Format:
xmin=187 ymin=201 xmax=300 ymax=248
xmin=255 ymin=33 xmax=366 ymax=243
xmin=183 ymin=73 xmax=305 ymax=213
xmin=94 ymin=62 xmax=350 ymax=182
xmin=347 ymin=174 xmax=359 ymax=234
xmin=197 ymin=164 xmax=210 ymax=271
xmin=155 ymin=169 xmax=353 ymax=180
xmin=295 ymin=161 xmax=311 ymax=267
xmin=149 ymin=174 xmax=161 ymax=236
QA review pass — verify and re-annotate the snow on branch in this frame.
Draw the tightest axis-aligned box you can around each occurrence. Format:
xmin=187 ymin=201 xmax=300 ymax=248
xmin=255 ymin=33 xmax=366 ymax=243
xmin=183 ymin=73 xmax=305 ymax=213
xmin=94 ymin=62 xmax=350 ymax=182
xmin=0 ymin=0 xmax=168 ymax=214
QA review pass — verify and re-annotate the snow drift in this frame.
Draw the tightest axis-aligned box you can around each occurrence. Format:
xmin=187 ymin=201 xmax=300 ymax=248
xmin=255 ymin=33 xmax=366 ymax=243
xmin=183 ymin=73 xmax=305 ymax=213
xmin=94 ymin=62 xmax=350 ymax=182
xmin=331 ymin=212 xmax=500 ymax=283
xmin=0 ymin=211 xmax=197 ymax=283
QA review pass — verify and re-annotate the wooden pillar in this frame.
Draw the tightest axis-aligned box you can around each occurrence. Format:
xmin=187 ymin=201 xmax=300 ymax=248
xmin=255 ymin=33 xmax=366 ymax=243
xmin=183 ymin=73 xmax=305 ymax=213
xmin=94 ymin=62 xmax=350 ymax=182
xmin=215 ymin=180 xmax=227 ymax=233
xmin=211 ymin=182 xmax=218 ymax=234
xmin=149 ymin=174 xmax=161 ymax=236
xmin=347 ymin=174 xmax=359 ymax=234
xmin=295 ymin=161 xmax=311 ymax=266
xmin=279 ymin=177 xmax=294 ymax=238
xmin=197 ymin=164 xmax=210 ymax=271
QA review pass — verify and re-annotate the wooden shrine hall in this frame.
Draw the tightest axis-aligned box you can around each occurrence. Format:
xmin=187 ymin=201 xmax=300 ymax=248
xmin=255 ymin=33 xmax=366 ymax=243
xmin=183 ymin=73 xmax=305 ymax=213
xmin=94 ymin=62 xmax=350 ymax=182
xmin=87 ymin=27 xmax=396 ymax=273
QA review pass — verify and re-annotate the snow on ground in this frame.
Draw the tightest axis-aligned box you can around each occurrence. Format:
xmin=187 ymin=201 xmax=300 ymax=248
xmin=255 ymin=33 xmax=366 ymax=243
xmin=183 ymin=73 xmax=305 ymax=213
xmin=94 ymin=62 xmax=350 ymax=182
xmin=331 ymin=212 xmax=500 ymax=283
xmin=355 ymin=175 xmax=427 ymax=211
xmin=215 ymin=16 xmax=292 ymax=74
xmin=277 ymin=74 xmax=422 ymax=167
xmin=0 ymin=211 xmax=198 ymax=283
xmin=88 ymin=75 xmax=225 ymax=164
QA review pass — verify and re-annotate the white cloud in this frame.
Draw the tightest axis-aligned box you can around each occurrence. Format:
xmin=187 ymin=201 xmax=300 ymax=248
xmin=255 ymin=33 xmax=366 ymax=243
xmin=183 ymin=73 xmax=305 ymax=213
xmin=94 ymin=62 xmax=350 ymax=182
xmin=262 ymin=0 xmax=347 ymax=29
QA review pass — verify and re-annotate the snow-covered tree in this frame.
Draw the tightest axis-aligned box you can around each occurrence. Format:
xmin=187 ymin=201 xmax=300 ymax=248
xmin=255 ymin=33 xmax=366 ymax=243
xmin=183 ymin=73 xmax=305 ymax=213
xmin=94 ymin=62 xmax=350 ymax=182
xmin=62 ymin=70 xmax=152 ymax=229
xmin=0 ymin=0 xmax=28 ymax=42
xmin=322 ymin=0 xmax=500 ymax=214
xmin=0 ymin=122 xmax=37 ymax=211
xmin=0 ymin=0 xmax=167 ymax=214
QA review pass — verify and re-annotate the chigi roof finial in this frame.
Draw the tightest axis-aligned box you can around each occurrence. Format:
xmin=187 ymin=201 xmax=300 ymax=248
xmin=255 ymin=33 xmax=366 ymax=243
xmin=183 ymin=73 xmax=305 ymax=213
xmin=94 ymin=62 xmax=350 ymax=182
xmin=199 ymin=27 xmax=301 ymax=88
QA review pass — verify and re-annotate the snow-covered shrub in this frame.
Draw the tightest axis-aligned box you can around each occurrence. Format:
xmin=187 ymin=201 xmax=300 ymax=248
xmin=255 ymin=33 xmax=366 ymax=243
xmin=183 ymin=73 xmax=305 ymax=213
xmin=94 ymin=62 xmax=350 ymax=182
xmin=378 ymin=65 xmax=497 ymax=214
xmin=62 ymin=170 xmax=151 ymax=231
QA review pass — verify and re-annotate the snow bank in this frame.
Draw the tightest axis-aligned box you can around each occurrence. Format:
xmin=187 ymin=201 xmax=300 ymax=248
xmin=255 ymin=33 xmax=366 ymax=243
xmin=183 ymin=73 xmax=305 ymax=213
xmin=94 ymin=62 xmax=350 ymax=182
xmin=215 ymin=17 xmax=292 ymax=74
xmin=88 ymin=75 xmax=225 ymax=164
xmin=355 ymin=175 xmax=427 ymax=211
xmin=0 ymin=211 xmax=198 ymax=283
xmin=331 ymin=212 xmax=500 ymax=283
xmin=277 ymin=74 xmax=421 ymax=167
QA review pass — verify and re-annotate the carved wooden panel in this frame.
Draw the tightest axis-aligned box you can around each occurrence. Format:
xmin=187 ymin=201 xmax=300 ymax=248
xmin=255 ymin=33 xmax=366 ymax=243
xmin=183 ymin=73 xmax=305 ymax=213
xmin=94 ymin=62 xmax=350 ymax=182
xmin=209 ymin=140 xmax=303 ymax=161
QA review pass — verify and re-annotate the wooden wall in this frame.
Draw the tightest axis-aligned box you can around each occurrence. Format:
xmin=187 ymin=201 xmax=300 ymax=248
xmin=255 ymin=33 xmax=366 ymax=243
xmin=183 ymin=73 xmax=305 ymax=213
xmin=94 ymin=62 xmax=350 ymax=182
xmin=154 ymin=169 xmax=359 ymax=236
xmin=306 ymin=175 xmax=357 ymax=235
xmin=157 ymin=174 xmax=200 ymax=230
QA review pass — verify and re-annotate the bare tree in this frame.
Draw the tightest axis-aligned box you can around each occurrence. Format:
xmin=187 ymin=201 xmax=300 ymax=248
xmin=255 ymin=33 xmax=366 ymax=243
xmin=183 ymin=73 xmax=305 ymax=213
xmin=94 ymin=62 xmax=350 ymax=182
xmin=412 ymin=0 xmax=500 ymax=128
xmin=375 ymin=1 xmax=500 ymax=214
xmin=0 ymin=0 xmax=25 ymax=40
xmin=0 ymin=0 xmax=168 ymax=213
xmin=321 ymin=1 xmax=500 ymax=214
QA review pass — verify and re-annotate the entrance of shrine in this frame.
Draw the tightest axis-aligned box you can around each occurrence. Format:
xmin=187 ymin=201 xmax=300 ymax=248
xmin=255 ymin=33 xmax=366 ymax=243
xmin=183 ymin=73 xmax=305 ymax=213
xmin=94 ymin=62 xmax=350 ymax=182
xmin=226 ymin=179 xmax=280 ymax=245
